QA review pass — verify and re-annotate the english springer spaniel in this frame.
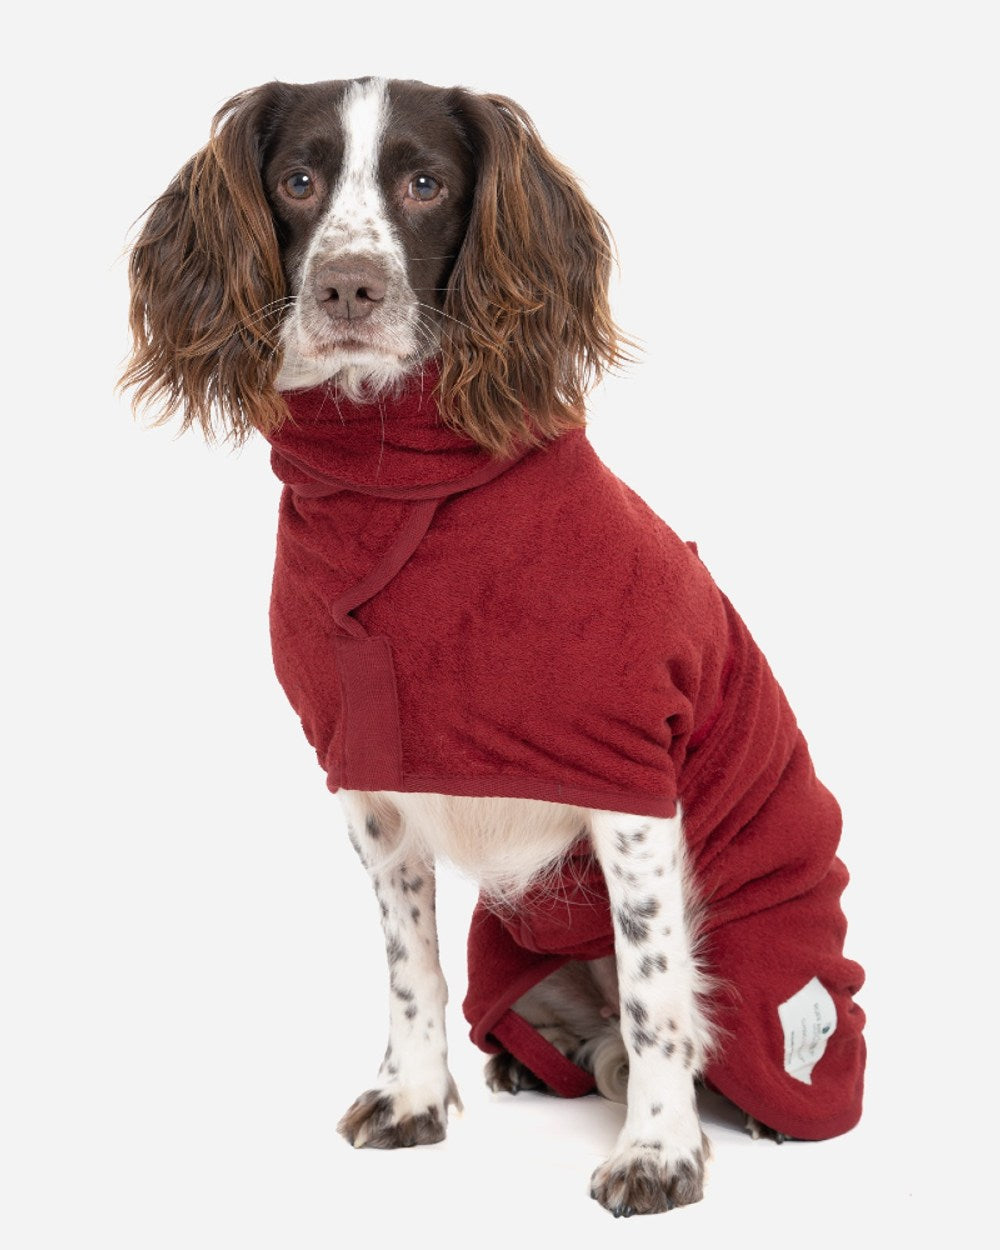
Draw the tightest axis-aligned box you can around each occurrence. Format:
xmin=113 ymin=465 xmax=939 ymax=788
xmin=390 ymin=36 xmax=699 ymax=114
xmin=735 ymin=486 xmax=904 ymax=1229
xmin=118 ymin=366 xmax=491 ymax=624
xmin=122 ymin=76 xmax=864 ymax=1218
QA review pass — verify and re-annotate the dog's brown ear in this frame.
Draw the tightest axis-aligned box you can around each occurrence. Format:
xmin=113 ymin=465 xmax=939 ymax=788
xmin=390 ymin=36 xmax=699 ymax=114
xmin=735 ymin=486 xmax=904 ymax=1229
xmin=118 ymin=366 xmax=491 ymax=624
xmin=439 ymin=91 xmax=633 ymax=457
xmin=120 ymin=83 xmax=289 ymax=442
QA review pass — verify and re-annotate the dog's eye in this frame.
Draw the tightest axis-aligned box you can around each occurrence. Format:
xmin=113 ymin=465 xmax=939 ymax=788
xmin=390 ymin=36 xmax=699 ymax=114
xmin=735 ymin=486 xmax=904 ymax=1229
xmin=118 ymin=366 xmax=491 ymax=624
xmin=406 ymin=174 xmax=442 ymax=202
xmin=283 ymin=171 xmax=316 ymax=201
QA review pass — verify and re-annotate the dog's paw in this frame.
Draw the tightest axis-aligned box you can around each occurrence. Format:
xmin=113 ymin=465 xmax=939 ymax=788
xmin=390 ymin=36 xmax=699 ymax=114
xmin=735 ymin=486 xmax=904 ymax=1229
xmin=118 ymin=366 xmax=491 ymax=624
xmin=337 ymin=1077 xmax=461 ymax=1149
xmin=589 ymin=1139 xmax=706 ymax=1217
xmin=744 ymin=1113 xmax=791 ymax=1144
xmin=485 ymin=1050 xmax=548 ymax=1095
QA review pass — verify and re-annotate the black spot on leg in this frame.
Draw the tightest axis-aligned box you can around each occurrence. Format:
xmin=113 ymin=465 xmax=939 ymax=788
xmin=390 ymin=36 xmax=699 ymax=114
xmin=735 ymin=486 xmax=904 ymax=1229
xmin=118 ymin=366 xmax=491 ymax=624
xmin=624 ymin=997 xmax=648 ymax=1025
xmin=650 ymin=1103 xmax=662 ymax=1116
xmin=615 ymin=905 xmax=649 ymax=945
xmin=379 ymin=900 xmax=389 ymax=919
xmin=683 ymin=1038 xmax=695 ymax=1068
xmin=639 ymin=953 xmax=668 ymax=977
xmin=631 ymin=1024 xmax=657 ymax=1053
xmin=400 ymin=872 xmax=424 ymax=895
xmin=365 ymin=814 xmax=381 ymax=839
xmin=393 ymin=986 xmax=414 ymax=1003
xmin=386 ymin=935 xmax=408 ymax=966
xmin=410 ymin=906 xmax=421 ymax=922
xmin=616 ymin=897 xmax=660 ymax=945
xmin=404 ymin=1004 xmax=418 ymax=1020
xmin=614 ymin=823 xmax=652 ymax=853
xmin=661 ymin=1040 xmax=676 ymax=1058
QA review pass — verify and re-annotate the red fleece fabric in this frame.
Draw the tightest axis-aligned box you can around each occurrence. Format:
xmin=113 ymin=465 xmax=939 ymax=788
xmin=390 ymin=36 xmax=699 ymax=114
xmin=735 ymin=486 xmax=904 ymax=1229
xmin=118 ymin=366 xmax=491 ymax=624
xmin=266 ymin=369 xmax=865 ymax=1140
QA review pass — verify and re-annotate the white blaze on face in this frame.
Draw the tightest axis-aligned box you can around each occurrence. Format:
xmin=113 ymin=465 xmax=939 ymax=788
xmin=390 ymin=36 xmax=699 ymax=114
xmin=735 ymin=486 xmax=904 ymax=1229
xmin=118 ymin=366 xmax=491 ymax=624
xmin=315 ymin=77 xmax=400 ymax=262
xmin=275 ymin=76 xmax=421 ymax=393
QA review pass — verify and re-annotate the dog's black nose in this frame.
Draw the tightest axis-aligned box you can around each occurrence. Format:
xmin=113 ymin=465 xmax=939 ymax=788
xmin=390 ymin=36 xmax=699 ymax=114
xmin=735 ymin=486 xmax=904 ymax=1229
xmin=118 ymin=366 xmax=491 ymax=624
xmin=314 ymin=259 xmax=388 ymax=321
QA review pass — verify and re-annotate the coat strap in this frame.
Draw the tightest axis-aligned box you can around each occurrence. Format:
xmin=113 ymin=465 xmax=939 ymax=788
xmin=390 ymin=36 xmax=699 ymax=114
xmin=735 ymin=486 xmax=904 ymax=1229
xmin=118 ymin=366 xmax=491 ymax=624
xmin=330 ymin=497 xmax=440 ymax=639
xmin=490 ymin=1009 xmax=597 ymax=1098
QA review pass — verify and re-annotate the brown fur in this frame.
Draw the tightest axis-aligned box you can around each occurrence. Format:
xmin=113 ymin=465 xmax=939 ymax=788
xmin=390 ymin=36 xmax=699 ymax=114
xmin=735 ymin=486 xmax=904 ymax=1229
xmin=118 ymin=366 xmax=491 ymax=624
xmin=122 ymin=85 xmax=289 ymax=443
xmin=120 ymin=79 xmax=633 ymax=453
xmin=437 ymin=91 xmax=632 ymax=455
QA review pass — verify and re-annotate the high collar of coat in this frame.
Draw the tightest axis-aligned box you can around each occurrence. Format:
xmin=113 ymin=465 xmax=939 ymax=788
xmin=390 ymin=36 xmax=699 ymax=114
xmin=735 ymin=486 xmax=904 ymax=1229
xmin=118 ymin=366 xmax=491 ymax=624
xmin=267 ymin=362 xmax=533 ymax=500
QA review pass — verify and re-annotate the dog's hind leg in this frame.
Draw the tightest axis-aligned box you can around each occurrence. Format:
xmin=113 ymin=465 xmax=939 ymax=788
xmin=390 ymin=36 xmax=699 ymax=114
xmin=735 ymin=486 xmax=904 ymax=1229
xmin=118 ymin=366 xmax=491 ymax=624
xmin=336 ymin=792 xmax=461 ymax=1148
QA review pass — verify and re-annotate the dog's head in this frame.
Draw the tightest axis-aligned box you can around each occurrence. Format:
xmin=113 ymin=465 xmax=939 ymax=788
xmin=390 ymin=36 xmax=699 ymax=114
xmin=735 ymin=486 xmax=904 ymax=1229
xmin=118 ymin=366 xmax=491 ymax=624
xmin=122 ymin=77 xmax=628 ymax=455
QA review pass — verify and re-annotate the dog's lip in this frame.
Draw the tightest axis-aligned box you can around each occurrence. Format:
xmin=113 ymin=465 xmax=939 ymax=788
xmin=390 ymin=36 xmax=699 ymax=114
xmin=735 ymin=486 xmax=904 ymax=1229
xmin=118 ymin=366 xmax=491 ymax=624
xmin=328 ymin=337 xmax=377 ymax=350
xmin=304 ymin=328 xmax=404 ymax=356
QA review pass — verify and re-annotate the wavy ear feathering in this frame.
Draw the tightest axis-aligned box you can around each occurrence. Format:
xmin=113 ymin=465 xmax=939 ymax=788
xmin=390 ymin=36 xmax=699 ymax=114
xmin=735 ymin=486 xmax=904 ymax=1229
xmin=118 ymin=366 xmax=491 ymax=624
xmin=437 ymin=90 xmax=633 ymax=456
xmin=120 ymin=78 xmax=633 ymax=454
xmin=120 ymin=83 xmax=290 ymax=443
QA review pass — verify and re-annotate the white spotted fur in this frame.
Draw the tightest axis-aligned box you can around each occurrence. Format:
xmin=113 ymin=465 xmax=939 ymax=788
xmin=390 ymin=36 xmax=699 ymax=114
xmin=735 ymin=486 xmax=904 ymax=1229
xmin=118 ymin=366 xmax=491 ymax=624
xmin=339 ymin=790 xmax=714 ymax=1195
xmin=587 ymin=809 xmax=711 ymax=1198
xmin=336 ymin=790 xmax=461 ymax=1145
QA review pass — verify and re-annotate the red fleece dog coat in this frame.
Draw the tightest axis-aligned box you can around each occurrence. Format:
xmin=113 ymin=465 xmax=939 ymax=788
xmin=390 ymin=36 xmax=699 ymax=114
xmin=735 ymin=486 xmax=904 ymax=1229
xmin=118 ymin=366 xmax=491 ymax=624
xmin=267 ymin=370 xmax=866 ymax=1141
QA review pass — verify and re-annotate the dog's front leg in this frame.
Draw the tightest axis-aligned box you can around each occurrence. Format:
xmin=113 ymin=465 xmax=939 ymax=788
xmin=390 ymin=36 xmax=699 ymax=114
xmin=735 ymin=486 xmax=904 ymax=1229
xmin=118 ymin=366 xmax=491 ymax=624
xmin=336 ymin=794 xmax=461 ymax=1148
xmin=588 ymin=809 xmax=710 ymax=1216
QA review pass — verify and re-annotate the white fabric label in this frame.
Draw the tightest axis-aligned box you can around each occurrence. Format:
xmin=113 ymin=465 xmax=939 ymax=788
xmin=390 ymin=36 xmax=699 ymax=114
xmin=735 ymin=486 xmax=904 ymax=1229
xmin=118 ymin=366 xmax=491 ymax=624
xmin=777 ymin=976 xmax=837 ymax=1085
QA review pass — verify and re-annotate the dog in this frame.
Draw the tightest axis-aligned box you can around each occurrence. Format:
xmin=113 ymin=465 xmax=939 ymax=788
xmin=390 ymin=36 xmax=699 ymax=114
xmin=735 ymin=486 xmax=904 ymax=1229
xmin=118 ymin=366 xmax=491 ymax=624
xmin=122 ymin=76 xmax=865 ymax=1217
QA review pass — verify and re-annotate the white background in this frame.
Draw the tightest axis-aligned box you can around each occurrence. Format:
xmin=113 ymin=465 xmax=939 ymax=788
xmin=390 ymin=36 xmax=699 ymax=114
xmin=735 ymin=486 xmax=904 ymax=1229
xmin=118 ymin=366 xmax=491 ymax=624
xmin=2 ymin=1 xmax=996 ymax=1244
